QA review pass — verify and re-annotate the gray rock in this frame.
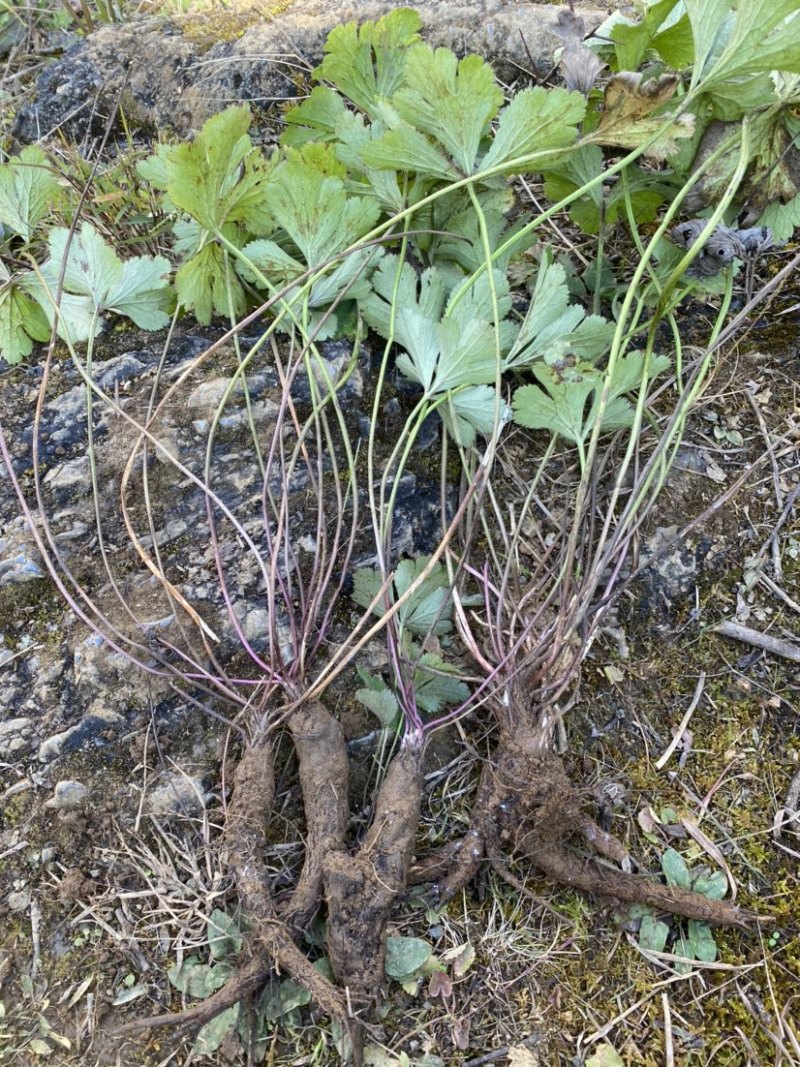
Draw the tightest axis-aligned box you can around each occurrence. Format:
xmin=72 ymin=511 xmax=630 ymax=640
xmin=0 ymin=717 xmax=34 ymax=759
xmin=147 ymin=774 xmax=208 ymax=816
xmin=46 ymin=779 xmax=89 ymax=811
xmin=7 ymin=888 xmax=31 ymax=912
xmin=14 ymin=2 xmax=605 ymax=143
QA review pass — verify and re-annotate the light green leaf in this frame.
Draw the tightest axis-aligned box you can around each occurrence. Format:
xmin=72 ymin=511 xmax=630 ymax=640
xmin=439 ymin=385 xmax=509 ymax=447
xmin=393 ymin=556 xmax=454 ymax=635
xmin=0 ymin=270 xmax=51 ymax=365
xmin=34 ymin=224 xmax=171 ymax=330
xmin=282 ymin=85 xmax=349 ymax=146
xmin=334 ymin=111 xmax=407 ymax=211
xmin=355 ymin=685 xmax=400 ymax=728
xmin=412 ymin=652 xmax=470 ymax=714
xmin=661 ymin=847 xmax=692 ymax=889
xmin=207 ymin=910 xmax=243 ymax=961
xmin=314 ymin=8 xmax=422 ymax=114
xmin=164 ymin=105 xmax=274 ymax=234
xmin=0 ymin=146 xmax=61 ymax=243
xmin=481 ymin=87 xmax=585 ymax=173
xmin=360 ymin=255 xmax=448 ymax=343
xmin=385 ymin=936 xmax=432 ymax=980
xmin=167 ymin=958 xmax=234 ymax=999
xmin=193 ymin=1004 xmax=239 ymax=1055
xmin=261 ymin=975 xmax=313 ymax=1020
xmin=361 ymin=121 xmax=458 ymax=180
xmin=505 ymin=251 xmax=614 ymax=367
xmin=638 ymin=912 xmax=670 ymax=953
xmin=586 ymin=1045 xmax=624 ymax=1067
xmin=673 ymin=932 xmax=696 ymax=973
xmin=27 ymin=1039 xmax=53 ymax=1056
xmin=352 ymin=557 xmax=456 ymax=636
xmin=176 ymin=242 xmax=248 ymax=324
xmin=237 ymin=238 xmax=303 ymax=285
xmin=687 ymin=0 xmax=800 ymax=89
xmin=687 ymin=919 xmax=718 ymax=962
xmin=512 ymin=365 xmax=602 ymax=445
xmin=692 ymin=871 xmax=728 ymax=900
xmin=756 ymin=193 xmax=800 ymax=241
xmin=391 ymin=46 xmax=503 ymax=174
xmin=262 ymin=158 xmax=380 ymax=267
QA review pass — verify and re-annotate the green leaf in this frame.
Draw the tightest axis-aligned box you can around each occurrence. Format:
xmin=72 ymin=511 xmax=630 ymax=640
xmin=0 ymin=145 xmax=62 ymax=243
xmin=481 ymin=87 xmax=585 ymax=173
xmin=260 ymin=975 xmax=313 ymax=1021
xmin=412 ymin=651 xmax=470 ymax=714
xmin=0 ymin=268 xmax=51 ymax=365
xmin=391 ymin=46 xmax=503 ymax=174
xmin=609 ymin=0 xmax=687 ymax=70
xmin=355 ymin=686 xmax=401 ymax=728
xmin=687 ymin=919 xmax=718 ymax=962
xmin=236 ymin=238 xmax=304 ymax=285
xmin=282 ymin=85 xmax=348 ymax=146
xmin=692 ymin=871 xmax=728 ymax=900
xmin=176 ymin=242 xmax=247 ymax=325
xmin=384 ymin=936 xmax=432 ymax=980
xmin=314 ymin=8 xmax=422 ymax=113
xmin=32 ymin=224 xmax=171 ymax=332
xmin=504 ymin=251 xmax=614 ymax=368
xmin=512 ymin=364 xmax=605 ymax=445
xmin=439 ymin=385 xmax=509 ymax=447
xmin=192 ymin=1004 xmax=239 ymax=1055
xmin=756 ymin=192 xmax=800 ymax=241
xmin=688 ymin=0 xmax=800 ymax=88
xmin=163 ymin=105 xmax=274 ymax=234
xmin=167 ymin=957 xmax=234 ymax=999
xmin=638 ymin=912 xmax=670 ymax=953
xmin=543 ymin=144 xmax=672 ymax=234
xmin=661 ymin=847 xmax=692 ymax=889
xmin=262 ymin=158 xmax=380 ymax=266
xmin=352 ymin=557 xmax=456 ymax=636
xmin=334 ymin=111 xmax=407 ymax=211
xmin=361 ymin=120 xmax=458 ymax=181
xmin=393 ymin=556 xmax=454 ymax=635
xmin=27 ymin=1039 xmax=53 ymax=1056
xmin=586 ymin=1045 xmax=625 ymax=1067
xmin=207 ymin=910 xmax=243 ymax=961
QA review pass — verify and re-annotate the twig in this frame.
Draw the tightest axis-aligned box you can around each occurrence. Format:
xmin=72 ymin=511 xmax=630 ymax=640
xmin=655 ymin=672 xmax=705 ymax=770
xmin=713 ymin=621 xmax=800 ymax=664
xmin=662 ymin=992 xmax=674 ymax=1067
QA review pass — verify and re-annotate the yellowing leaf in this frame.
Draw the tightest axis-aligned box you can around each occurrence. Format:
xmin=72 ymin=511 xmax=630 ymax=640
xmin=593 ymin=72 xmax=695 ymax=159
xmin=586 ymin=1045 xmax=624 ymax=1067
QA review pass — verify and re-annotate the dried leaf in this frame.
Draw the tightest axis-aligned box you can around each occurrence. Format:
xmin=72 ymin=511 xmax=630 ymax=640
xmin=507 ymin=1047 xmax=539 ymax=1067
xmin=593 ymin=72 xmax=694 ymax=159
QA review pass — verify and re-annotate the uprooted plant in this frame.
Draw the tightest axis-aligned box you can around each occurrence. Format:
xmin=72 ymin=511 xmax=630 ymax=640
xmin=2 ymin=0 xmax=800 ymax=1061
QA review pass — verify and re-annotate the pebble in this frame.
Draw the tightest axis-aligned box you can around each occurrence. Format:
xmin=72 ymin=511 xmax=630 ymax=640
xmin=46 ymin=780 xmax=89 ymax=811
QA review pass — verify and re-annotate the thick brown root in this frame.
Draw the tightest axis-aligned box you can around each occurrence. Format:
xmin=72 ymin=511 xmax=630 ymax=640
xmin=427 ymin=724 xmax=764 ymax=928
xmin=323 ymin=737 xmax=426 ymax=999
xmin=282 ymin=700 xmax=349 ymax=930
xmin=117 ymin=740 xmax=346 ymax=1037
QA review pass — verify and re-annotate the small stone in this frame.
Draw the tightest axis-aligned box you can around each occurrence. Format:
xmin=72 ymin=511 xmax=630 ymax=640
xmin=39 ymin=726 xmax=81 ymax=762
xmin=0 ymin=717 xmax=34 ymax=759
xmin=8 ymin=888 xmax=31 ymax=912
xmin=147 ymin=774 xmax=208 ymax=817
xmin=46 ymin=780 xmax=89 ymax=811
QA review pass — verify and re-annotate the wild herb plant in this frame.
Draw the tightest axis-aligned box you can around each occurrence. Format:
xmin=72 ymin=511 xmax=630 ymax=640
xmin=2 ymin=0 xmax=800 ymax=1056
